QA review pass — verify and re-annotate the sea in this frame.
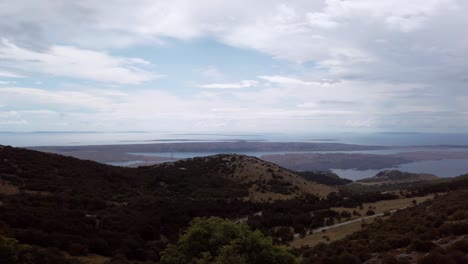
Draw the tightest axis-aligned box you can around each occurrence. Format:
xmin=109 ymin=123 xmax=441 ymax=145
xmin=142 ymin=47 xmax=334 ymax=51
xmin=3 ymin=131 xmax=468 ymax=147
xmin=2 ymin=131 xmax=468 ymax=179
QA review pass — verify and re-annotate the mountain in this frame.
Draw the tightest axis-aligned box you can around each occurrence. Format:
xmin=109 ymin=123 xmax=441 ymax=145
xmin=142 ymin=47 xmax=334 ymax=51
xmin=357 ymin=170 xmax=439 ymax=185
xmin=0 ymin=146 xmax=334 ymax=201
xmin=301 ymin=188 xmax=468 ymax=264
xmin=142 ymin=154 xmax=335 ymax=201
xmin=295 ymin=170 xmax=353 ymax=186
xmin=1 ymin=145 xmax=467 ymax=263
xmin=0 ymin=145 xmax=338 ymax=263
xmin=0 ymin=145 xmax=137 ymax=198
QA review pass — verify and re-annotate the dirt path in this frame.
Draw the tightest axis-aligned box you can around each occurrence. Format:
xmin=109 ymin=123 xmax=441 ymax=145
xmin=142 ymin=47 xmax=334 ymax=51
xmin=291 ymin=195 xmax=439 ymax=247
xmin=310 ymin=209 xmax=397 ymax=234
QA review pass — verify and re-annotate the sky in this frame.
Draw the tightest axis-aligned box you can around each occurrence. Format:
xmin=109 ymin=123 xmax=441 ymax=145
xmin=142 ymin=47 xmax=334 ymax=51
xmin=0 ymin=0 xmax=467 ymax=134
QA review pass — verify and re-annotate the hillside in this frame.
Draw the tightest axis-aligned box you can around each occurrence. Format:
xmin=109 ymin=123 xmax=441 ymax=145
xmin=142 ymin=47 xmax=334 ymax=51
xmin=0 ymin=146 xmax=334 ymax=201
xmin=0 ymin=145 xmax=339 ymax=262
xmin=32 ymin=141 xmax=384 ymax=154
xmin=357 ymin=170 xmax=439 ymax=186
xmin=0 ymin=145 xmax=137 ymax=199
xmin=295 ymin=170 xmax=353 ymax=186
xmin=1 ymin=145 xmax=465 ymax=263
xmin=144 ymin=154 xmax=335 ymax=201
xmin=301 ymin=188 xmax=468 ymax=264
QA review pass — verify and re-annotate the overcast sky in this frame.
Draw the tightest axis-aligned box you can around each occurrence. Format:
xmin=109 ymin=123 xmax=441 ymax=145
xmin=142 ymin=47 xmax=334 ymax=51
xmin=0 ymin=0 xmax=467 ymax=133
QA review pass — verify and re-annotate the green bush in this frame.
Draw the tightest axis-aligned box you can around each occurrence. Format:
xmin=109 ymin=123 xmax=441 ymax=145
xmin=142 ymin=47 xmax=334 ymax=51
xmin=160 ymin=217 xmax=298 ymax=264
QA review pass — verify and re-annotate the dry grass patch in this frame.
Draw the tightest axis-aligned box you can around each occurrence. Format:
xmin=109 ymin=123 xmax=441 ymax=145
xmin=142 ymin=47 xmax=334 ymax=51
xmin=0 ymin=181 xmax=19 ymax=195
xmin=332 ymin=194 xmax=436 ymax=221
xmin=223 ymin=155 xmax=336 ymax=200
xmin=68 ymin=254 xmax=110 ymax=264
xmin=290 ymin=218 xmax=378 ymax=248
xmin=290 ymin=194 xmax=438 ymax=248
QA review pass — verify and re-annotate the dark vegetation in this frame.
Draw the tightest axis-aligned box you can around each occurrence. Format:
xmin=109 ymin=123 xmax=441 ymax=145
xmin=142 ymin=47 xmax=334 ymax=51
xmin=299 ymin=186 xmax=468 ymax=264
xmin=295 ymin=171 xmax=353 ymax=186
xmin=32 ymin=141 xmax=384 ymax=154
xmin=1 ymin=145 xmax=467 ymax=263
xmin=160 ymin=217 xmax=299 ymax=264
xmin=0 ymin=146 xmax=404 ymax=262
xmin=408 ymin=174 xmax=468 ymax=196
xmin=357 ymin=170 xmax=437 ymax=183
xmin=0 ymin=236 xmax=79 ymax=264
xmin=0 ymin=147 xmax=261 ymax=262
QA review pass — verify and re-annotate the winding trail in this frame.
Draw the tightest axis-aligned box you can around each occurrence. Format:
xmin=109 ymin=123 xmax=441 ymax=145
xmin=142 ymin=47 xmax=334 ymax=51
xmin=309 ymin=209 xmax=398 ymax=234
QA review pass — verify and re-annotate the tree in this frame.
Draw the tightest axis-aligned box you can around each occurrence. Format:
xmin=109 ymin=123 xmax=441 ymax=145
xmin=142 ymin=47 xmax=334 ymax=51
xmin=366 ymin=210 xmax=375 ymax=216
xmin=160 ymin=217 xmax=299 ymax=264
xmin=0 ymin=236 xmax=79 ymax=264
xmin=276 ymin=227 xmax=294 ymax=243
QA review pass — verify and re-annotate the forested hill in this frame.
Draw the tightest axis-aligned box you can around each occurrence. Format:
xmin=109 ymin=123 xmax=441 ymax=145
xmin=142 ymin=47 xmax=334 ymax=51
xmin=301 ymin=188 xmax=468 ymax=263
xmin=0 ymin=145 xmax=334 ymax=200
xmin=295 ymin=170 xmax=353 ymax=186
xmin=1 ymin=145 xmax=466 ymax=263
xmin=0 ymin=145 xmax=335 ymax=263
xmin=357 ymin=170 xmax=439 ymax=185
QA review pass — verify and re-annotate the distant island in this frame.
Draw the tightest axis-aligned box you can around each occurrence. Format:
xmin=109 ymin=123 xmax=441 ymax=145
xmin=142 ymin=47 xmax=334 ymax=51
xmin=27 ymin=142 xmax=468 ymax=177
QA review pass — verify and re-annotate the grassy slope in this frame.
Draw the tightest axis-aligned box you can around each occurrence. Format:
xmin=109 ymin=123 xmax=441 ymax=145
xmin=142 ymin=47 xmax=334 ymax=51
xmin=300 ymin=185 xmax=468 ymax=263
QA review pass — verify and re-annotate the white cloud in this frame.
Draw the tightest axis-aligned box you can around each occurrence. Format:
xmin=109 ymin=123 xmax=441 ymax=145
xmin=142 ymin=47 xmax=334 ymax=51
xmin=0 ymin=87 xmax=120 ymax=111
xmin=0 ymin=70 xmax=24 ymax=78
xmin=258 ymin=75 xmax=324 ymax=86
xmin=197 ymin=80 xmax=258 ymax=89
xmin=198 ymin=66 xmax=225 ymax=80
xmin=0 ymin=1 xmax=467 ymax=133
xmin=0 ymin=81 xmax=16 ymax=85
xmin=0 ymin=77 xmax=464 ymax=133
xmin=1 ymin=0 xmax=466 ymax=84
xmin=345 ymin=118 xmax=376 ymax=128
xmin=0 ymin=39 xmax=157 ymax=84
xmin=307 ymin=13 xmax=339 ymax=28
xmin=297 ymin=102 xmax=318 ymax=108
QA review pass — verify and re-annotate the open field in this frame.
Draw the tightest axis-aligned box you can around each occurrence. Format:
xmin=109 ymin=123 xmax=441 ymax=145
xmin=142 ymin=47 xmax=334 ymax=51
xmin=69 ymin=254 xmax=110 ymax=264
xmin=0 ymin=181 xmax=19 ymax=195
xmin=290 ymin=217 xmax=379 ymax=248
xmin=332 ymin=193 xmax=436 ymax=218
xmin=290 ymin=194 xmax=438 ymax=248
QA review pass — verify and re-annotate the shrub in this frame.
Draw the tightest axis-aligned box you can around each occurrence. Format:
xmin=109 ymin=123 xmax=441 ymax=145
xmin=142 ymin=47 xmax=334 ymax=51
xmin=160 ymin=217 xmax=299 ymax=264
xmin=410 ymin=239 xmax=435 ymax=252
xmin=366 ymin=210 xmax=375 ymax=216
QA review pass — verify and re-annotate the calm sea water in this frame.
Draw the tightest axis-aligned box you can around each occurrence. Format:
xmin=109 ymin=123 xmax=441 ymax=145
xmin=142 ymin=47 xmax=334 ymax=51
xmin=3 ymin=132 xmax=468 ymax=179
xmin=332 ymin=159 xmax=468 ymax=180
xmin=3 ymin=131 xmax=468 ymax=147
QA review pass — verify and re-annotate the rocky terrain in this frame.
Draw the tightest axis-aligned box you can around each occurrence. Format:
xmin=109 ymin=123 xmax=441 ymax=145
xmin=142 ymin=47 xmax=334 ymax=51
xmin=151 ymin=154 xmax=336 ymax=201
xmin=357 ymin=170 xmax=439 ymax=185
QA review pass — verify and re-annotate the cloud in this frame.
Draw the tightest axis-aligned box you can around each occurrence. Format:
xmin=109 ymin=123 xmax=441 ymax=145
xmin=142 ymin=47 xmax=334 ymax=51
xmin=197 ymin=80 xmax=258 ymax=89
xmin=0 ymin=81 xmax=16 ymax=85
xmin=258 ymin=75 xmax=325 ymax=86
xmin=197 ymin=66 xmax=225 ymax=80
xmin=0 ymin=70 xmax=24 ymax=78
xmin=0 ymin=77 xmax=466 ymax=133
xmin=0 ymin=87 xmax=120 ymax=111
xmin=1 ymin=1 xmax=468 ymax=133
xmin=307 ymin=13 xmax=339 ymax=28
xmin=345 ymin=118 xmax=376 ymax=128
xmin=0 ymin=39 xmax=157 ymax=84
xmin=1 ymin=1 xmax=466 ymax=85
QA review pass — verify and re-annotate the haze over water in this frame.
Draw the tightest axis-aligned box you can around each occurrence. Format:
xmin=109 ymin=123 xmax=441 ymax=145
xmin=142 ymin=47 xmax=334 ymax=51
xmin=4 ymin=132 xmax=468 ymax=180
xmin=3 ymin=131 xmax=468 ymax=147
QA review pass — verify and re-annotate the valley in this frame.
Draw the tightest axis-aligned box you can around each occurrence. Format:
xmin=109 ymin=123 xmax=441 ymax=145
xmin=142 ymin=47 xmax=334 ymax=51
xmin=4 ymin=1 xmax=468 ymax=263
xmin=0 ymin=145 xmax=467 ymax=263
xmin=28 ymin=142 xmax=468 ymax=180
